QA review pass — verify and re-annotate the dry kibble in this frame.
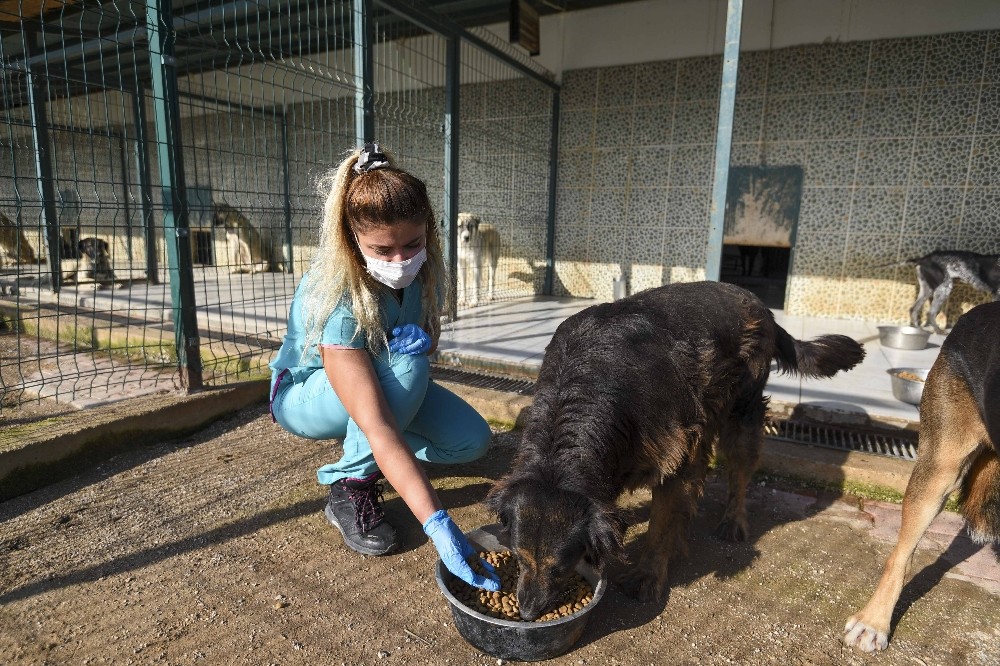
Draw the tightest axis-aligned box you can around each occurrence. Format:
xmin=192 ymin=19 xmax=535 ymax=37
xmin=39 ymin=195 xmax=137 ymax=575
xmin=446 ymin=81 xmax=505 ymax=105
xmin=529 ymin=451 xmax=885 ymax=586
xmin=446 ymin=550 xmax=593 ymax=623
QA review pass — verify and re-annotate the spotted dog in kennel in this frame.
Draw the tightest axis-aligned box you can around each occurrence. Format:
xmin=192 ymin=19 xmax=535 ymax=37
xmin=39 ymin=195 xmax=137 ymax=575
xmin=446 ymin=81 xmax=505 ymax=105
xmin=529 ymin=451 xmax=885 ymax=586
xmin=456 ymin=212 xmax=501 ymax=306
xmin=64 ymin=237 xmax=116 ymax=287
xmin=212 ymin=202 xmax=285 ymax=274
xmin=0 ymin=211 xmax=38 ymax=268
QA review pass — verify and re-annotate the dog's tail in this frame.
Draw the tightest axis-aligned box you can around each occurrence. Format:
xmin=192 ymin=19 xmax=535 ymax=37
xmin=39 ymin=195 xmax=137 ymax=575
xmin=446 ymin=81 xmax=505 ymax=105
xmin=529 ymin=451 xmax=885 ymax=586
xmin=773 ymin=325 xmax=866 ymax=378
xmin=870 ymin=256 xmax=929 ymax=270
xmin=959 ymin=448 xmax=1000 ymax=544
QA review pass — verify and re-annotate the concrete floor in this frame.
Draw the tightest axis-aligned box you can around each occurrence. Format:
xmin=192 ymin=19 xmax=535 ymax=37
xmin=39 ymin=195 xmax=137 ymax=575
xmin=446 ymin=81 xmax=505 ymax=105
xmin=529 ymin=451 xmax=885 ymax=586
xmin=3 ymin=269 xmax=942 ymax=425
xmin=440 ymin=295 xmax=944 ymax=427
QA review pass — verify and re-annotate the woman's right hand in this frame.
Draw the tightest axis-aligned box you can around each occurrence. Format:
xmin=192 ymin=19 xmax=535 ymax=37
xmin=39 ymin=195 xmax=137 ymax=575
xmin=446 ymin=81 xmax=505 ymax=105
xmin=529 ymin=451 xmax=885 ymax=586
xmin=423 ymin=510 xmax=501 ymax=591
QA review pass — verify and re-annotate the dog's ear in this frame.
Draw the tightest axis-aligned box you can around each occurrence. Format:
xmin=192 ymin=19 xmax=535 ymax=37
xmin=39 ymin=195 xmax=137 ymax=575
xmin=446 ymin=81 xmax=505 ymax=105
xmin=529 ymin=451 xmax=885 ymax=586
xmin=484 ymin=477 xmax=511 ymax=525
xmin=582 ymin=505 xmax=627 ymax=568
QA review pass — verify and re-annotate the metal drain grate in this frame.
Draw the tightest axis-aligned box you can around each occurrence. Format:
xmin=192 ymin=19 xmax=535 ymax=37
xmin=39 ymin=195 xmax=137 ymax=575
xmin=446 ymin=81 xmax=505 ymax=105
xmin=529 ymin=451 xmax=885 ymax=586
xmin=431 ymin=365 xmax=535 ymax=395
xmin=764 ymin=418 xmax=918 ymax=461
xmin=431 ymin=366 xmax=919 ymax=461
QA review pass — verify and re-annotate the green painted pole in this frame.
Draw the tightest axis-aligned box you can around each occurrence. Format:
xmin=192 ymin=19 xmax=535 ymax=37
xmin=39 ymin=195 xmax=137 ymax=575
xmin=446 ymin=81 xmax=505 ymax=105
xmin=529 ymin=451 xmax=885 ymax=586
xmin=146 ymin=0 xmax=203 ymax=390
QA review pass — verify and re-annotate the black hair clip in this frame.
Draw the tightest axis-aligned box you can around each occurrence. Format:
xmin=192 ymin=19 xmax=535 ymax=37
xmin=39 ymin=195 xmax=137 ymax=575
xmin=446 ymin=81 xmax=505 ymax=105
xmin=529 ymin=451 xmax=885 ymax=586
xmin=354 ymin=142 xmax=390 ymax=174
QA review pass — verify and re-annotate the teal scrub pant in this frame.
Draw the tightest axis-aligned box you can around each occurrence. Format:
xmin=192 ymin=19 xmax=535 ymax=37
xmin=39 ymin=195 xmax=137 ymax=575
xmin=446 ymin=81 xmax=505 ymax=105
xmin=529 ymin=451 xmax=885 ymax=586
xmin=270 ymin=352 xmax=491 ymax=485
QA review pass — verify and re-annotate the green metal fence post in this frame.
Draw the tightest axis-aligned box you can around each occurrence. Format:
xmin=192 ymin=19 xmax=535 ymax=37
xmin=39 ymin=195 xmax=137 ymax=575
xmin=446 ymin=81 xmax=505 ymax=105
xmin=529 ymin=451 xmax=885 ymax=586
xmin=353 ymin=0 xmax=375 ymax=145
xmin=442 ymin=35 xmax=460 ymax=318
xmin=706 ymin=0 xmax=744 ymax=282
xmin=131 ymin=86 xmax=159 ymax=285
xmin=23 ymin=29 xmax=62 ymax=293
xmin=146 ymin=0 xmax=203 ymax=390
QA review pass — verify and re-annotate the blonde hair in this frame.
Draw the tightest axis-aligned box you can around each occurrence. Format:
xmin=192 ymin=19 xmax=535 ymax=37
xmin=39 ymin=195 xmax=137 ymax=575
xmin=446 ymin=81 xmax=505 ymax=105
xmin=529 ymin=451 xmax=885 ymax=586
xmin=299 ymin=146 xmax=446 ymax=362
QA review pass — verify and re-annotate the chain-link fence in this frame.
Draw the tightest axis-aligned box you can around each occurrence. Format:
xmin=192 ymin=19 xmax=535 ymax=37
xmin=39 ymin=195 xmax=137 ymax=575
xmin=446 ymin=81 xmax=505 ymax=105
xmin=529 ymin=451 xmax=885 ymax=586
xmin=0 ymin=0 xmax=557 ymax=415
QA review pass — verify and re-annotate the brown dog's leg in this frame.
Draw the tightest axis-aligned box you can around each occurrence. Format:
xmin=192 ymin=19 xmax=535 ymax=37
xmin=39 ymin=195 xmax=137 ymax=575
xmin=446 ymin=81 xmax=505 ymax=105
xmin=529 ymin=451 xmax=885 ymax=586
xmin=715 ymin=405 xmax=764 ymax=542
xmin=844 ymin=361 xmax=986 ymax=652
xmin=617 ymin=474 xmax=702 ymax=602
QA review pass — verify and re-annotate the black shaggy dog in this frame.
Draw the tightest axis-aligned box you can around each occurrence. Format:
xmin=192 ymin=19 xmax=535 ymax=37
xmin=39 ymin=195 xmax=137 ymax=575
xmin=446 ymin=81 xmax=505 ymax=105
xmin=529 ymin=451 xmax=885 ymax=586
xmin=486 ymin=281 xmax=865 ymax=620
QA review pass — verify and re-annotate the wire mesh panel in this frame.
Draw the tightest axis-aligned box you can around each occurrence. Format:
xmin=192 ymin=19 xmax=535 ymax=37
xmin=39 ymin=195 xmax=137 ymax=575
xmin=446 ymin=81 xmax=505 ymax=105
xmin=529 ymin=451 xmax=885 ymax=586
xmin=456 ymin=28 xmax=553 ymax=307
xmin=1 ymin=1 xmax=184 ymax=412
xmin=0 ymin=0 xmax=557 ymax=418
xmin=162 ymin=0 xmax=360 ymax=386
xmin=0 ymin=0 xmax=365 ymax=414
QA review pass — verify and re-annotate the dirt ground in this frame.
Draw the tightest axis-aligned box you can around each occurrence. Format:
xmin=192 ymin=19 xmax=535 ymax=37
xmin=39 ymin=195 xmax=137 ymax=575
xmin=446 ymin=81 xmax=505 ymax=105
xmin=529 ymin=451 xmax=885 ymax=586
xmin=1 ymin=402 xmax=999 ymax=666
xmin=0 ymin=332 xmax=76 ymax=425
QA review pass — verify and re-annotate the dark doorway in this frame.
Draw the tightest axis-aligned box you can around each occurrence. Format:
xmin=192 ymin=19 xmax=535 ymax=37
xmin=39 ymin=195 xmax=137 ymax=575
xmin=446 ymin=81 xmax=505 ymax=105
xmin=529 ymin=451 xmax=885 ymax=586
xmin=720 ymin=165 xmax=802 ymax=311
xmin=191 ymin=230 xmax=214 ymax=265
xmin=720 ymin=244 xmax=790 ymax=310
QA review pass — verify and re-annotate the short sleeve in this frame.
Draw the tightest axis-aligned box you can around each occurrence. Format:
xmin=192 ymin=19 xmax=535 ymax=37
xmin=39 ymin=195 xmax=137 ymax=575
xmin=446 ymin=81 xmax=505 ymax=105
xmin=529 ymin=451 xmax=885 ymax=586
xmin=319 ymin=303 xmax=366 ymax=349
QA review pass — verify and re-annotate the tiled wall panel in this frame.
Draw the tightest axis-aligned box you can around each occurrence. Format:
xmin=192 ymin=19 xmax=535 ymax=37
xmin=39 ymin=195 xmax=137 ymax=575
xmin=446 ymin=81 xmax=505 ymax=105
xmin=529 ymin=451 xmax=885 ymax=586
xmin=554 ymin=29 xmax=1000 ymax=325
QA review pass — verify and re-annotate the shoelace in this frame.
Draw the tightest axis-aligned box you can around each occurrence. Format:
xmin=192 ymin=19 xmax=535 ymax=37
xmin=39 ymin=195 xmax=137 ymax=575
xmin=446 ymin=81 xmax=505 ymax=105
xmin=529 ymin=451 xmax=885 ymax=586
xmin=348 ymin=481 xmax=385 ymax=532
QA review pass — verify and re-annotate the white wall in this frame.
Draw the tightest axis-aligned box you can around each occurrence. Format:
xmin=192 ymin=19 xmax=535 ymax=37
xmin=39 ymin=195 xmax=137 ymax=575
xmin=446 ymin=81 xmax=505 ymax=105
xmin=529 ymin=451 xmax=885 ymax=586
xmin=490 ymin=0 xmax=1000 ymax=76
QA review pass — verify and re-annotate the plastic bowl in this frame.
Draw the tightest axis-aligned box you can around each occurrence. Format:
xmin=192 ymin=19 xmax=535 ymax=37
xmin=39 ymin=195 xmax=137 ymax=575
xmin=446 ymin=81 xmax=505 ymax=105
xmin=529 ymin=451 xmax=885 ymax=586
xmin=878 ymin=325 xmax=931 ymax=350
xmin=888 ymin=367 xmax=929 ymax=405
xmin=434 ymin=524 xmax=607 ymax=662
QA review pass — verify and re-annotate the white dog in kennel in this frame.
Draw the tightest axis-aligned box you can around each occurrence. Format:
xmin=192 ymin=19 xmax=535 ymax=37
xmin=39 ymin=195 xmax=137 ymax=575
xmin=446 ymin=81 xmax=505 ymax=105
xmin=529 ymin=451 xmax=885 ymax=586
xmin=456 ymin=212 xmax=501 ymax=306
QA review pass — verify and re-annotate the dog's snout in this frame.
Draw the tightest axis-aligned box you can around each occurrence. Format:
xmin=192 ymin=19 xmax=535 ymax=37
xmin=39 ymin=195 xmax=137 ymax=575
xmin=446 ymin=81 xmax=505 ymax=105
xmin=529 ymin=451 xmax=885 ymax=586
xmin=515 ymin=565 xmax=560 ymax=622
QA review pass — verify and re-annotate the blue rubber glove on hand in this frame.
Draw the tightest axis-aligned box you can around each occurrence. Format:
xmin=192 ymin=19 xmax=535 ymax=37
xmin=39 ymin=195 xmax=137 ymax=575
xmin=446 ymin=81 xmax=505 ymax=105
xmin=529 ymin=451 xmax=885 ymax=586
xmin=389 ymin=324 xmax=432 ymax=355
xmin=423 ymin=510 xmax=501 ymax=591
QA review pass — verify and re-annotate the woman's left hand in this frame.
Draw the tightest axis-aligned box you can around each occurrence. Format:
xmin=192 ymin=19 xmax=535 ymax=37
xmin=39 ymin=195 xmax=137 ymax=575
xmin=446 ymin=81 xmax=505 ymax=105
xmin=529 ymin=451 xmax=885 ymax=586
xmin=389 ymin=324 xmax=432 ymax=355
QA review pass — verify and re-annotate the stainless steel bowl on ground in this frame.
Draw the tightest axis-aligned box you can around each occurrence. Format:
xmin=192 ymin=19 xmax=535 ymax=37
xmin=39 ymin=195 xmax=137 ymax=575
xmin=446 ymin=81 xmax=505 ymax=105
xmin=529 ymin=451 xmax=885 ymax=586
xmin=878 ymin=325 xmax=931 ymax=350
xmin=887 ymin=367 xmax=930 ymax=405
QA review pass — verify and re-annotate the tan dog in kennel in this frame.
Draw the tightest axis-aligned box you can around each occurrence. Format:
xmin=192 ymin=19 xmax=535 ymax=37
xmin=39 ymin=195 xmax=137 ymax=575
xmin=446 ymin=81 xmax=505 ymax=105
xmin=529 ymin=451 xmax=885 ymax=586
xmin=456 ymin=212 xmax=501 ymax=306
xmin=0 ymin=211 xmax=38 ymax=267
xmin=212 ymin=203 xmax=285 ymax=274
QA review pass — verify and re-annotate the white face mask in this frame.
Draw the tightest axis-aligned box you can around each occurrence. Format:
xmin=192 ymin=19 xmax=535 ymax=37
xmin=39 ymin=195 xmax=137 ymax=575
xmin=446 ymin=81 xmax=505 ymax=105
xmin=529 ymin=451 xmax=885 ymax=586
xmin=362 ymin=247 xmax=427 ymax=289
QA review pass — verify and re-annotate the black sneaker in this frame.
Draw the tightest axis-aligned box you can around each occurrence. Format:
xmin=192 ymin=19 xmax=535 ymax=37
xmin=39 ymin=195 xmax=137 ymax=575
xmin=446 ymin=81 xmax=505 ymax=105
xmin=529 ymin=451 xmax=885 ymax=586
xmin=325 ymin=472 xmax=399 ymax=556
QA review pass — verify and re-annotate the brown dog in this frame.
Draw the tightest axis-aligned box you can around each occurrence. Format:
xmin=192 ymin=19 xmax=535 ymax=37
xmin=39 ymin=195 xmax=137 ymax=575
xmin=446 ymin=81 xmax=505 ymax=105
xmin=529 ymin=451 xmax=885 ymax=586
xmin=486 ymin=281 xmax=865 ymax=620
xmin=844 ymin=300 xmax=1000 ymax=652
xmin=0 ymin=211 xmax=37 ymax=267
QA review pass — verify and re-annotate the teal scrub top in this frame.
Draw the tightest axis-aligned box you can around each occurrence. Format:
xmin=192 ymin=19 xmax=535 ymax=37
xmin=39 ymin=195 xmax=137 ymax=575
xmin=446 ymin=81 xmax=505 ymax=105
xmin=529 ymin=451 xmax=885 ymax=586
xmin=269 ymin=273 xmax=425 ymax=386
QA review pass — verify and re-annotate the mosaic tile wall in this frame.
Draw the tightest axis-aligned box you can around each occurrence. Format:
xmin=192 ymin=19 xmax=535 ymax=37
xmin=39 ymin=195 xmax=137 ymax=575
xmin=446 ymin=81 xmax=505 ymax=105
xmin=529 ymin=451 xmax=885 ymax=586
xmin=555 ymin=30 xmax=1000 ymax=324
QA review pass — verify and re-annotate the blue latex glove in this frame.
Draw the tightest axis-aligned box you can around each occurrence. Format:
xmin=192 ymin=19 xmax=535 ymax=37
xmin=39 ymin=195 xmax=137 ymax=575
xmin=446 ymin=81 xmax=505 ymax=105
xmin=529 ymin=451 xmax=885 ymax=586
xmin=389 ymin=324 xmax=432 ymax=355
xmin=423 ymin=510 xmax=501 ymax=591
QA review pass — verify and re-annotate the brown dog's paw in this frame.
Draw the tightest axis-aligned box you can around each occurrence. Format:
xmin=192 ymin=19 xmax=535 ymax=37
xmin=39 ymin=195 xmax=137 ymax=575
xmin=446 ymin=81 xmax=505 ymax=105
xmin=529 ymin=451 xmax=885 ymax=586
xmin=843 ymin=615 xmax=889 ymax=652
xmin=615 ymin=568 xmax=667 ymax=603
xmin=714 ymin=516 xmax=749 ymax=542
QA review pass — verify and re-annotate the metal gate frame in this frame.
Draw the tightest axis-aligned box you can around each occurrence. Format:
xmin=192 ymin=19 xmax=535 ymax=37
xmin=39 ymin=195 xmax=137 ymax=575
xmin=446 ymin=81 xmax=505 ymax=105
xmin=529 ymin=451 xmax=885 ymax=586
xmin=2 ymin=0 xmax=560 ymax=403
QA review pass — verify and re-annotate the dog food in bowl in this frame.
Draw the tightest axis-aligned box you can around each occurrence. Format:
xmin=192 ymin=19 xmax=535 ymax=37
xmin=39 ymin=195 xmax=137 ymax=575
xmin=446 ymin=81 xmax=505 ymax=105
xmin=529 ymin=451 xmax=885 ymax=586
xmin=896 ymin=370 xmax=926 ymax=383
xmin=446 ymin=550 xmax=594 ymax=622
xmin=888 ymin=367 xmax=930 ymax=405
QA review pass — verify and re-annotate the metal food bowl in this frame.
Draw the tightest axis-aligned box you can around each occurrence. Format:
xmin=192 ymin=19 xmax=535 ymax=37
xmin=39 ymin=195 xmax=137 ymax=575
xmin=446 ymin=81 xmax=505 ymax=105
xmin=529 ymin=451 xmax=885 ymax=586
xmin=878 ymin=325 xmax=931 ymax=350
xmin=888 ymin=367 xmax=930 ymax=405
xmin=434 ymin=524 xmax=607 ymax=662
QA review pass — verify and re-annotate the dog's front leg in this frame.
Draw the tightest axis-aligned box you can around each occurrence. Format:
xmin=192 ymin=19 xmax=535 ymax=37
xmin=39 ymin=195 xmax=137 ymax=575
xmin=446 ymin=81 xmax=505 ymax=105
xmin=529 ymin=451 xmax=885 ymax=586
xmin=487 ymin=262 xmax=497 ymax=302
xmin=843 ymin=460 xmax=962 ymax=652
xmin=470 ymin=259 xmax=482 ymax=306
xmin=617 ymin=476 xmax=700 ymax=602
xmin=844 ymin=377 xmax=982 ymax=652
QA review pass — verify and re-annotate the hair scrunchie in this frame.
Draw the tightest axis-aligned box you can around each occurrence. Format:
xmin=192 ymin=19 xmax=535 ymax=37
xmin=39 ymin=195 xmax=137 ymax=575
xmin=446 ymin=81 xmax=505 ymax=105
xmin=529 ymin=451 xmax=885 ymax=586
xmin=354 ymin=142 xmax=390 ymax=174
